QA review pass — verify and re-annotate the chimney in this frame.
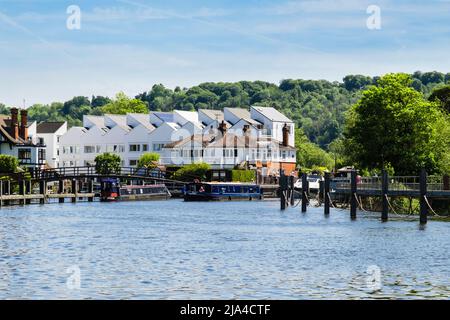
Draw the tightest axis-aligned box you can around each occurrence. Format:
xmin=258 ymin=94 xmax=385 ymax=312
xmin=218 ymin=120 xmax=227 ymax=136
xmin=20 ymin=109 xmax=28 ymax=140
xmin=10 ymin=108 xmax=19 ymax=140
xmin=243 ymin=124 xmax=250 ymax=148
xmin=282 ymin=123 xmax=290 ymax=147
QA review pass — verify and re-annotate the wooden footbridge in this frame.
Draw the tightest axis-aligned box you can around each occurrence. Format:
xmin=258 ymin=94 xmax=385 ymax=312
xmin=280 ymin=169 xmax=450 ymax=224
xmin=0 ymin=166 xmax=187 ymax=206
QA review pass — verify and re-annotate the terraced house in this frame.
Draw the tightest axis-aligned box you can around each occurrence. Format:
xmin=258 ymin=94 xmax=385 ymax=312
xmin=58 ymin=106 xmax=297 ymax=176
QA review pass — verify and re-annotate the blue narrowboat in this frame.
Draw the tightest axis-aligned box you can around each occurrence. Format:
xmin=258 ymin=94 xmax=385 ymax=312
xmin=183 ymin=182 xmax=263 ymax=201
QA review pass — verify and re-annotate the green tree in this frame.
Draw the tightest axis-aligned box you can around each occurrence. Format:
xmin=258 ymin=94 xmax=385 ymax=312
xmin=295 ymin=130 xmax=334 ymax=170
xmin=172 ymin=163 xmax=211 ymax=182
xmin=429 ymin=85 xmax=450 ymax=113
xmin=0 ymin=103 xmax=9 ymax=115
xmin=95 ymin=153 xmax=121 ymax=175
xmin=101 ymin=92 xmax=148 ymax=114
xmin=343 ymin=75 xmax=373 ymax=91
xmin=137 ymin=152 xmax=160 ymax=169
xmin=0 ymin=155 xmax=19 ymax=173
xmin=91 ymin=95 xmax=111 ymax=108
xmin=344 ymin=73 xmax=447 ymax=175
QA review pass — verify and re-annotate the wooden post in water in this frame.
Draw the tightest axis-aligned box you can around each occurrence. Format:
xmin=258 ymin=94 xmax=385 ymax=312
xmin=19 ymin=180 xmax=25 ymax=205
xmin=381 ymin=170 xmax=389 ymax=222
xmin=59 ymin=180 xmax=64 ymax=203
xmin=444 ymin=175 xmax=450 ymax=191
xmin=280 ymin=171 xmax=287 ymax=210
xmin=88 ymin=179 xmax=94 ymax=202
xmin=350 ymin=170 xmax=357 ymax=220
xmin=39 ymin=180 xmax=46 ymax=204
xmin=0 ymin=181 xmax=3 ymax=207
xmin=301 ymin=173 xmax=308 ymax=213
xmin=25 ymin=180 xmax=31 ymax=204
xmin=324 ymin=172 xmax=330 ymax=215
xmin=71 ymin=180 xmax=77 ymax=203
xmin=419 ymin=169 xmax=428 ymax=224
xmin=4 ymin=180 xmax=10 ymax=206
xmin=289 ymin=176 xmax=295 ymax=206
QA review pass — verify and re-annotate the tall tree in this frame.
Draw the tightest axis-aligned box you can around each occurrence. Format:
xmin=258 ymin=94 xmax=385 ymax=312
xmin=101 ymin=92 xmax=148 ymax=114
xmin=344 ymin=73 xmax=447 ymax=175
xmin=429 ymin=85 xmax=450 ymax=113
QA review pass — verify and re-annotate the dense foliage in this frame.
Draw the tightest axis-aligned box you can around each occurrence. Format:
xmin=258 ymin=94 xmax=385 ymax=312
xmin=172 ymin=163 xmax=211 ymax=182
xmin=0 ymin=155 xmax=19 ymax=173
xmin=343 ymin=73 xmax=449 ymax=175
xmin=137 ymin=152 xmax=160 ymax=169
xmin=94 ymin=153 xmax=121 ymax=175
xmin=231 ymin=170 xmax=256 ymax=182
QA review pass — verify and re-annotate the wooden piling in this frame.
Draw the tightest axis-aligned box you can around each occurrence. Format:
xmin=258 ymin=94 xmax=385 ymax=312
xmin=301 ymin=173 xmax=308 ymax=213
xmin=350 ymin=170 xmax=357 ymax=220
xmin=382 ymin=170 xmax=389 ymax=222
xmin=39 ymin=180 xmax=46 ymax=204
xmin=88 ymin=179 xmax=94 ymax=202
xmin=25 ymin=180 xmax=31 ymax=205
xmin=444 ymin=175 xmax=450 ymax=191
xmin=280 ymin=173 xmax=287 ymax=210
xmin=324 ymin=172 xmax=330 ymax=215
xmin=419 ymin=169 xmax=428 ymax=224
xmin=289 ymin=176 xmax=295 ymax=206
xmin=71 ymin=180 xmax=77 ymax=203
xmin=59 ymin=180 xmax=65 ymax=203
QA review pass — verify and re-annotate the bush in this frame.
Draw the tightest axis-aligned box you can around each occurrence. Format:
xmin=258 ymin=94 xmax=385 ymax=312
xmin=137 ymin=152 xmax=160 ymax=169
xmin=0 ymin=155 xmax=19 ymax=173
xmin=231 ymin=170 xmax=255 ymax=182
xmin=95 ymin=153 xmax=121 ymax=175
xmin=172 ymin=163 xmax=211 ymax=182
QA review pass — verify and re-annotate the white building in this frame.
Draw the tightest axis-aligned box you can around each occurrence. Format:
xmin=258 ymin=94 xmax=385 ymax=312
xmin=58 ymin=106 xmax=297 ymax=175
xmin=35 ymin=122 xmax=67 ymax=168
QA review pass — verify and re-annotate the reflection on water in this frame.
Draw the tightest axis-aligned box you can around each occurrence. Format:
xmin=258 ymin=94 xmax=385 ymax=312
xmin=0 ymin=200 xmax=448 ymax=299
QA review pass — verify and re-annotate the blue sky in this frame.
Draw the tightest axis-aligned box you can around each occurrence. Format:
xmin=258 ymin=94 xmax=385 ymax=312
xmin=0 ymin=0 xmax=449 ymax=106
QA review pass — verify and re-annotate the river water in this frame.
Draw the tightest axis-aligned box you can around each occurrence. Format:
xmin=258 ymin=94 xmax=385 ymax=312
xmin=0 ymin=199 xmax=448 ymax=299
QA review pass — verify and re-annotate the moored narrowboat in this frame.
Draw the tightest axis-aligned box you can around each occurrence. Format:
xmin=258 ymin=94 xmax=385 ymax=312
xmin=183 ymin=182 xmax=262 ymax=201
xmin=100 ymin=178 xmax=171 ymax=201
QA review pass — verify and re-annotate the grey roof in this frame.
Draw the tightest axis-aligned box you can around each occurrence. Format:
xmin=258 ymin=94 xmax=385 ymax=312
xmin=251 ymin=106 xmax=293 ymax=123
xmin=225 ymin=108 xmax=250 ymax=120
xmin=199 ymin=109 xmax=224 ymax=122
xmin=36 ymin=122 xmax=66 ymax=134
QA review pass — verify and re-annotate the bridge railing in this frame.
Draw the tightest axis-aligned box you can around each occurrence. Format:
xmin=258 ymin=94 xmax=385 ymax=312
xmin=358 ymin=177 xmax=382 ymax=191
xmin=388 ymin=176 xmax=420 ymax=191
xmin=29 ymin=166 xmax=166 ymax=180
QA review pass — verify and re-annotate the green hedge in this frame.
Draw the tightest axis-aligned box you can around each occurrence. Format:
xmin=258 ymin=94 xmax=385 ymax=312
xmin=231 ymin=170 xmax=255 ymax=182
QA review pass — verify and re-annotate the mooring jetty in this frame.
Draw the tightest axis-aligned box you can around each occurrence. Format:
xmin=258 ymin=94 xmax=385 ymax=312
xmin=279 ymin=169 xmax=450 ymax=224
xmin=0 ymin=166 xmax=186 ymax=206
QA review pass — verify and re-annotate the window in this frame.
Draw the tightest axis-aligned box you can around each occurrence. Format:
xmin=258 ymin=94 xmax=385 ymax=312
xmin=84 ymin=145 xmax=95 ymax=153
xmin=38 ymin=137 xmax=45 ymax=145
xmin=38 ymin=149 xmax=46 ymax=162
xmin=142 ymin=144 xmax=149 ymax=152
xmin=129 ymin=159 xmax=138 ymax=166
xmin=153 ymin=143 xmax=165 ymax=151
xmin=129 ymin=144 xmax=140 ymax=152
xmin=18 ymin=148 xmax=32 ymax=161
xmin=96 ymin=145 xmax=102 ymax=153
xmin=57 ymin=136 xmax=61 ymax=143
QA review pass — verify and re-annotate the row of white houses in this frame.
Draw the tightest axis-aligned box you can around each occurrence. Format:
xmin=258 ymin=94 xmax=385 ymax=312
xmin=59 ymin=106 xmax=297 ymax=176
xmin=0 ymin=106 xmax=297 ymax=176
